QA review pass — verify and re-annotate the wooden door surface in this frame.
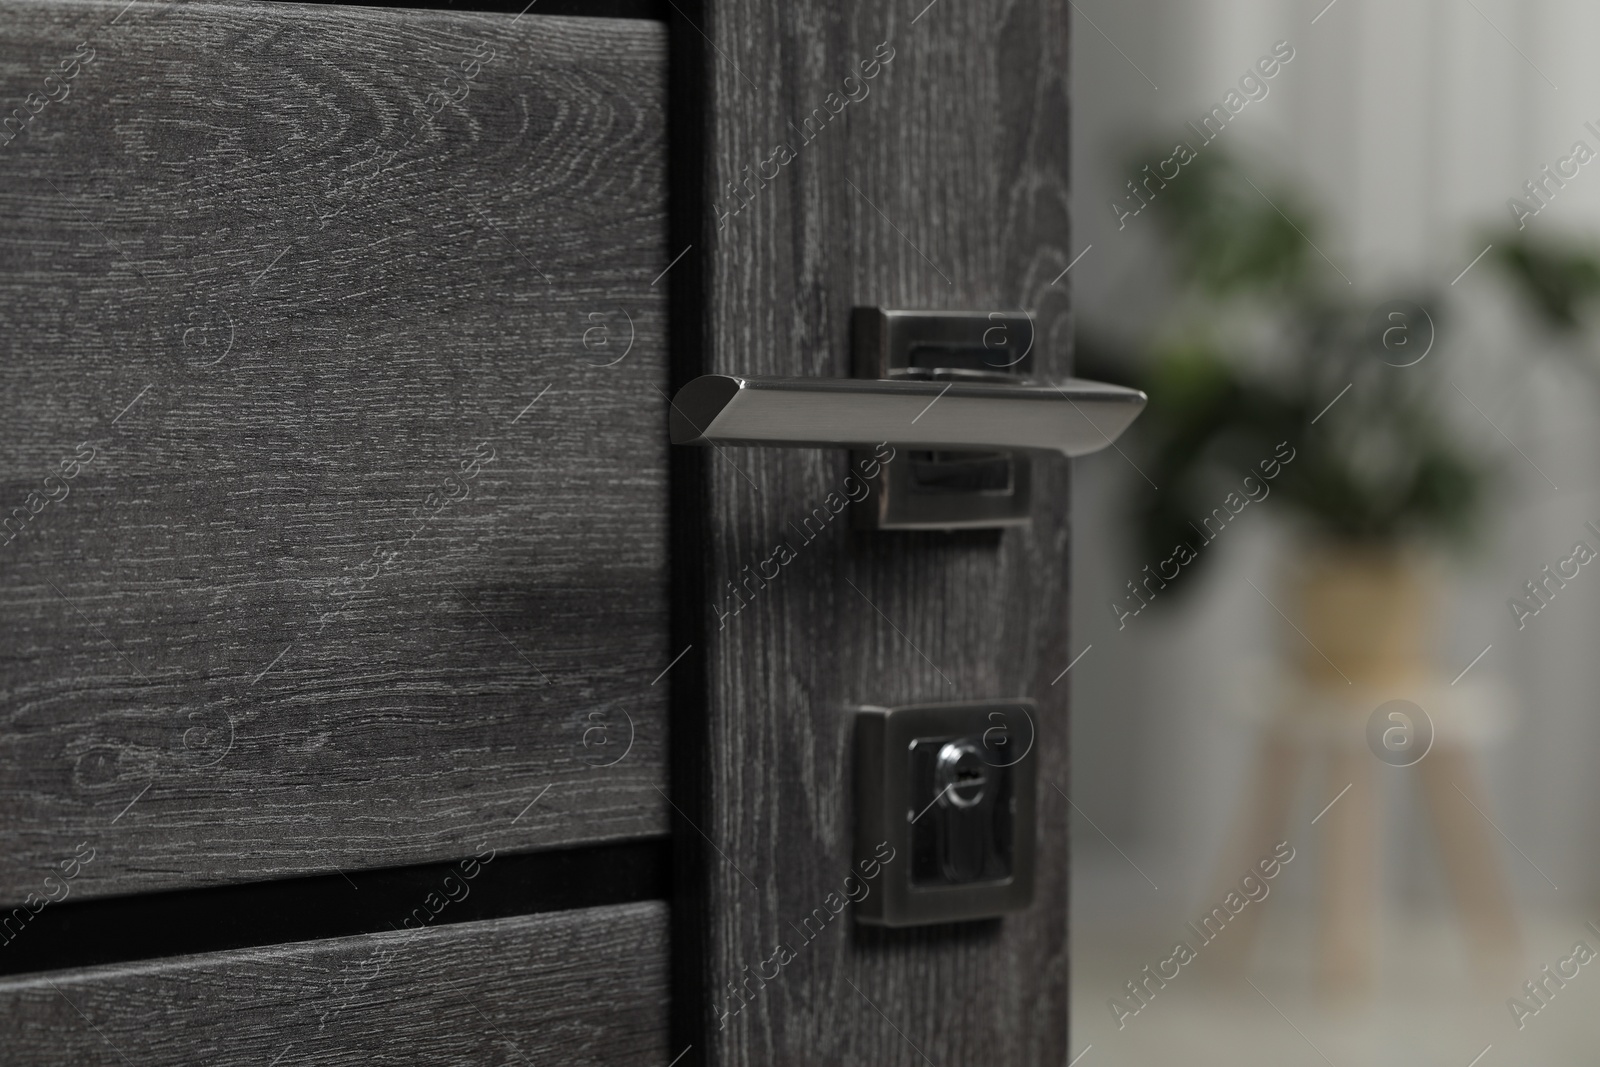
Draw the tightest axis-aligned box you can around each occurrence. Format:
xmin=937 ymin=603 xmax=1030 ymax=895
xmin=1 ymin=1 xmax=674 ymax=1060
xmin=672 ymin=0 xmax=1074 ymax=1063
xmin=1 ymin=0 xmax=1075 ymax=1062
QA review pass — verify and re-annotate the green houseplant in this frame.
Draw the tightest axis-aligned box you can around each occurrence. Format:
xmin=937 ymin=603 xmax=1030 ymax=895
xmin=1489 ymin=232 xmax=1600 ymax=385
xmin=1080 ymin=149 xmax=1488 ymax=603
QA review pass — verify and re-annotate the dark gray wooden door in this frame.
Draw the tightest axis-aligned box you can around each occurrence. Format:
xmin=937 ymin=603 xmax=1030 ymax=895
xmin=1 ymin=2 xmax=670 ymax=898
xmin=1 ymin=0 xmax=1073 ymax=1061
xmin=1 ymin=0 xmax=672 ymax=1061
xmin=672 ymin=0 xmax=1075 ymax=1063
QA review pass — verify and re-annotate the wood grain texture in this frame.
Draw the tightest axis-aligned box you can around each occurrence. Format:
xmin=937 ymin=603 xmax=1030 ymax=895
xmin=0 ymin=1 xmax=670 ymax=904
xmin=0 ymin=901 xmax=670 ymax=1065
xmin=688 ymin=0 xmax=1074 ymax=1063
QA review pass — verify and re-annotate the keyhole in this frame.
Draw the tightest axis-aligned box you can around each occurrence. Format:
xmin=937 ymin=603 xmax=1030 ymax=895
xmin=936 ymin=740 xmax=989 ymax=809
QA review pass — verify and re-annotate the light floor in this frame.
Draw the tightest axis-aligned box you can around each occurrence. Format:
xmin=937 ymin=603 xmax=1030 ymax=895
xmin=1072 ymin=863 xmax=1600 ymax=1067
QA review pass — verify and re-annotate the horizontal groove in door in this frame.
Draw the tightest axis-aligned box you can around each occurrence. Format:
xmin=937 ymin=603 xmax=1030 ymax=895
xmin=0 ymin=836 xmax=668 ymax=978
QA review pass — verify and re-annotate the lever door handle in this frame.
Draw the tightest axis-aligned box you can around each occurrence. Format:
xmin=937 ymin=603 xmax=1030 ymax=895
xmin=668 ymin=374 xmax=1146 ymax=457
xmin=668 ymin=308 xmax=1146 ymax=529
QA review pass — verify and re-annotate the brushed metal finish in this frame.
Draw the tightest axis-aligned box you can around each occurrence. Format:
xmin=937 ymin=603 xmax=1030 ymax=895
xmin=669 ymin=374 xmax=1145 ymax=456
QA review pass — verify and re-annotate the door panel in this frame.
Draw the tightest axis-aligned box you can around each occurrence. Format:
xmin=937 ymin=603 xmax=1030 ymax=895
xmin=1 ymin=0 xmax=1076 ymax=1058
xmin=0 ymin=902 xmax=670 ymax=1065
xmin=677 ymin=0 xmax=1073 ymax=1062
xmin=0 ymin=1 xmax=668 ymax=904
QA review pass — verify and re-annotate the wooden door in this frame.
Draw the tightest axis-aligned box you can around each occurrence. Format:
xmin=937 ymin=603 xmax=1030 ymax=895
xmin=0 ymin=0 xmax=1074 ymax=1062
xmin=1 ymin=1 xmax=672 ymax=1061
xmin=671 ymin=0 xmax=1074 ymax=1063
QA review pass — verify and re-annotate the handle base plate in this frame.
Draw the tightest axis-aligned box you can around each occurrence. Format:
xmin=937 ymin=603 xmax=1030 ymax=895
xmin=853 ymin=308 xmax=1036 ymax=530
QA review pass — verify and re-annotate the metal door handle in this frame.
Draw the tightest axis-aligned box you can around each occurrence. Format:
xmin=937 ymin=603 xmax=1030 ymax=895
xmin=668 ymin=374 xmax=1145 ymax=457
xmin=668 ymin=308 xmax=1147 ymax=530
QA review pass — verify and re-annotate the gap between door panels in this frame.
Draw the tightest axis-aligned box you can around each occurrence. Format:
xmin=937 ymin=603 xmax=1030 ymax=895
xmin=0 ymin=838 xmax=669 ymax=978
xmin=662 ymin=0 xmax=713 ymax=1061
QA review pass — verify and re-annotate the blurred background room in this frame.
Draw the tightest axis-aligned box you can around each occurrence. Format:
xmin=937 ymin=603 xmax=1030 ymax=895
xmin=1067 ymin=1 xmax=1600 ymax=1064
